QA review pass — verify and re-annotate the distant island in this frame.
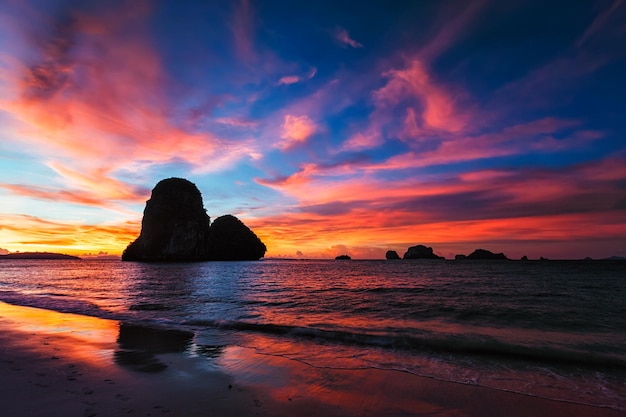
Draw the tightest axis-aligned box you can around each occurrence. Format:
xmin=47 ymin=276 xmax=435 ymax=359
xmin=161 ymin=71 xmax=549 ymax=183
xmin=122 ymin=178 xmax=266 ymax=262
xmin=384 ymin=245 xmax=509 ymax=261
xmin=335 ymin=255 xmax=351 ymax=260
xmin=0 ymin=252 xmax=81 ymax=260
xmin=455 ymin=249 xmax=508 ymax=260
xmin=385 ymin=250 xmax=401 ymax=260
xmin=403 ymin=245 xmax=444 ymax=260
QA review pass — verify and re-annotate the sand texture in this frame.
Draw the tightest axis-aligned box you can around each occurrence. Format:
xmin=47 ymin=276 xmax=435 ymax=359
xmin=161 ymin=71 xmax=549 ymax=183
xmin=0 ymin=302 xmax=622 ymax=417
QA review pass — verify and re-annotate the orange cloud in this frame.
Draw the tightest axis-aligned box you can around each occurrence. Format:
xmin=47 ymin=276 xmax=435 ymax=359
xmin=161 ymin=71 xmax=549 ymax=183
xmin=250 ymin=204 xmax=626 ymax=259
xmin=0 ymin=214 xmax=139 ymax=255
xmin=253 ymin=153 xmax=626 ymax=259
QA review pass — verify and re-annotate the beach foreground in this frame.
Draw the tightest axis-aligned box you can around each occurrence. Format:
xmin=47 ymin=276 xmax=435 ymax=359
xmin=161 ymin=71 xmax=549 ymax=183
xmin=0 ymin=301 xmax=622 ymax=417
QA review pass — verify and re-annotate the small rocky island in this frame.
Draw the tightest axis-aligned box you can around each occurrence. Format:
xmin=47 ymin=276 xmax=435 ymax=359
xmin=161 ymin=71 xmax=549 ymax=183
xmin=403 ymin=245 xmax=444 ymax=260
xmin=455 ymin=249 xmax=508 ymax=260
xmin=122 ymin=178 xmax=266 ymax=262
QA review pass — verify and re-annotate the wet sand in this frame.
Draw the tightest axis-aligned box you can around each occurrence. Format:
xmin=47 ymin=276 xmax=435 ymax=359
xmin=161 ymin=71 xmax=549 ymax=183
xmin=0 ymin=301 xmax=623 ymax=417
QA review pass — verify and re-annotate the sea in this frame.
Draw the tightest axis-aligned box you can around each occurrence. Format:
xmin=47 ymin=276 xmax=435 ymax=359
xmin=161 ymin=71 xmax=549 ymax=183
xmin=0 ymin=258 xmax=624 ymax=410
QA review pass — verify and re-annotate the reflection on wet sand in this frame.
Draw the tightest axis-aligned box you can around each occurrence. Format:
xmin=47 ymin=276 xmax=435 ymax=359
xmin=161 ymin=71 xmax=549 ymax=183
xmin=0 ymin=301 xmax=118 ymax=366
xmin=0 ymin=301 xmax=260 ymax=416
xmin=0 ymin=302 xmax=195 ymax=373
xmin=115 ymin=323 xmax=194 ymax=372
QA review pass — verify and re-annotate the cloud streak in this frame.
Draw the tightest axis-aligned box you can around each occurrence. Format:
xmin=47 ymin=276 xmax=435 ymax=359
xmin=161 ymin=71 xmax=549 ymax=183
xmin=333 ymin=26 xmax=363 ymax=48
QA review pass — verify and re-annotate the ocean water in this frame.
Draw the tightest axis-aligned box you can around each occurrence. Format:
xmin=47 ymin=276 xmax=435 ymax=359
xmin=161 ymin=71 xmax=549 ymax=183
xmin=0 ymin=259 xmax=624 ymax=410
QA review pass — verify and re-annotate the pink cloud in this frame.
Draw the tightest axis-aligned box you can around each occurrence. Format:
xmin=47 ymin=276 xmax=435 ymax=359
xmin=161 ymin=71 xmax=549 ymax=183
xmin=333 ymin=26 xmax=363 ymax=48
xmin=0 ymin=1 xmax=255 ymax=200
xmin=277 ymin=75 xmax=301 ymax=85
xmin=342 ymin=57 xmax=467 ymax=151
xmin=353 ymin=117 xmax=598 ymax=171
xmin=278 ymin=114 xmax=318 ymax=149
xmin=277 ymin=67 xmax=317 ymax=86
xmin=376 ymin=59 xmax=466 ymax=133
xmin=342 ymin=130 xmax=384 ymax=151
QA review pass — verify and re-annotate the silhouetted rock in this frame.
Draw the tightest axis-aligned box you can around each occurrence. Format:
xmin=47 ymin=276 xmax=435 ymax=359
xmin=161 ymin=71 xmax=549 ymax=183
xmin=122 ymin=178 xmax=266 ymax=262
xmin=466 ymin=249 xmax=508 ymax=260
xmin=403 ymin=245 xmax=444 ymax=260
xmin=208 ymin=215 xmax=266 ymax=261
xmin=455 ymin=254 xmax=467 ymax=260
xmin=385 ymin=250 xmax=401 ymax=260
xmin=122 ymin=178 xmax=212 ymax=261
xmin=540 ymin=256 xmax=549 ymax=261
xmin=521 ymin=255 xmax=529 ymax=261
xmin=335 ymin=254 xmax=351 ymax=260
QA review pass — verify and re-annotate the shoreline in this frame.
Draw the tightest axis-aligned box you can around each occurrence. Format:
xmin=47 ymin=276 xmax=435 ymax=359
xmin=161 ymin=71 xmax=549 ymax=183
xmin=0 ymin=301 xmax=623 ymax=417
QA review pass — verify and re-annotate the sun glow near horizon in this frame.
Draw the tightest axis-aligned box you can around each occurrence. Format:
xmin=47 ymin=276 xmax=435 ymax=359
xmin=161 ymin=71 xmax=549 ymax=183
xmin=1 ymin=1 xmax=625 ymax=260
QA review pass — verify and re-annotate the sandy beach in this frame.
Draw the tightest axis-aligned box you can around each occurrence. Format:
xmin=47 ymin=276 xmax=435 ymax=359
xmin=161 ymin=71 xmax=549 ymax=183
xmin=0 ymin=301 xmax=622 ymax=417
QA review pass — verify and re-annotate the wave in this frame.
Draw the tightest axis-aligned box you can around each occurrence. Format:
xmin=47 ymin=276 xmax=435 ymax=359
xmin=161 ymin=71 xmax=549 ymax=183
xmin=3 ymin=290 xmax=624 ymax=373
xmin=0 ymin=290 xmax=120 ymax=320
xmin=185 ymin=318 xmax=626 ymax=371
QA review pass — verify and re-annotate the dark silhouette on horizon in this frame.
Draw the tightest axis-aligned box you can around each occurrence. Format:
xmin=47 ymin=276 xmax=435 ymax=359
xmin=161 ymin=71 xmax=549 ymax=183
xmin=0 ymin=252 xmax=80 ymax=260
xmin=122 ymin=178 xmax=266 ymax=262
xmin=403 ymin=245 xmax=444 ymax=260
xmin=456 ymin=249 xmax=508 ymax=260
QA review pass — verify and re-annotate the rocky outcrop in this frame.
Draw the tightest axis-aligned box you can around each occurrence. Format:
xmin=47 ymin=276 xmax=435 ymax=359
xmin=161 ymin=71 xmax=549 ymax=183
xmin=208 ymin=215 xmax=266 ymax=261
xmin=122 ymin=178 xmax=266 ymax=262
xmin=455 ymin=254 xmax=467 ymax=260
xmin=122 ymin=178 xmax=212 ymax=261
xmin=403 ymin=245 xmax=444 ymax=260
xmin=335 ymin=254 xmax=351 ymax=260
xmin=466 ymin=249 xmax=508 ymax=260
xmin=385 ymin=250 xmax=401 ymax=260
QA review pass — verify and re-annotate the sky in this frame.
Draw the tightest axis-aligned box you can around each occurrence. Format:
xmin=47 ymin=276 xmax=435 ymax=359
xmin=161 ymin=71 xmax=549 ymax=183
xmin=0 ymin=0 xmax=625 ymax=260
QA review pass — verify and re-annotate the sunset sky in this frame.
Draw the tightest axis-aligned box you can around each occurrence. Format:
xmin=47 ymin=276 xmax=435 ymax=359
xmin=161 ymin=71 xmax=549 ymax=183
xmin=1 ymin=0 xmax=625 ymax=259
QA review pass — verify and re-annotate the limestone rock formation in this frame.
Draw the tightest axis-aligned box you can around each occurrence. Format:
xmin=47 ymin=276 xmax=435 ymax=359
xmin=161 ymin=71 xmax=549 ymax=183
xmin=122 ymin=178 xmax=211 ymax=261
xmin=122 ymin=178 xmax=266 ymax=262
xmin=385 ymin=250 xmax=401 ymax=260
xmin=208 ymin=215 xmax=266 ymax=261
xmin=466 ymin=249 xmax=508 ymax=260
xmin=403 ymin=245 xmax=444 ymax=260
